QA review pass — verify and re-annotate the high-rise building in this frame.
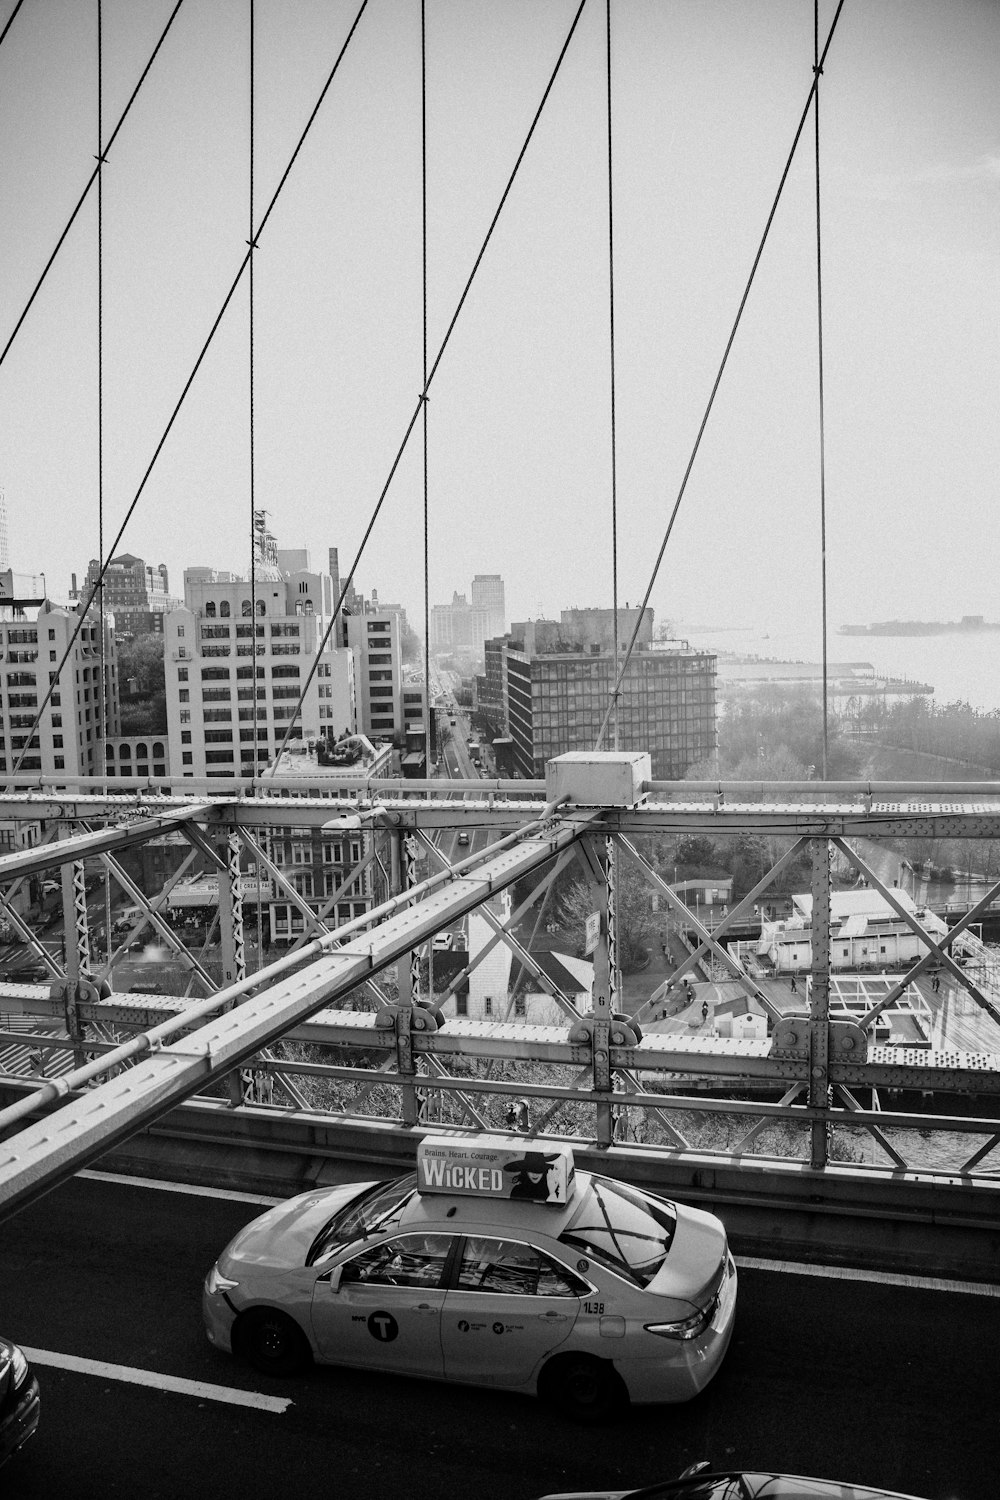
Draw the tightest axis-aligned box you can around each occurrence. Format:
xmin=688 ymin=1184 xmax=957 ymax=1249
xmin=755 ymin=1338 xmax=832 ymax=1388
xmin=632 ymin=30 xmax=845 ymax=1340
xmin=471 ymin=574 xmax=505 ymax=639
xmin=345 ymin=606 xmax=406 ymax=742
xmin=484 ymin=608 xmax=715 ymax=779
xmin=78 ymin=553 xmax=175 ymax=640
xmin=163 ymin=562 xmax=356 ymax=779
xmin=0 ymin=489 xmax=11 ymax=573
xmin=430 ymin=591 xmax=491 ymax=658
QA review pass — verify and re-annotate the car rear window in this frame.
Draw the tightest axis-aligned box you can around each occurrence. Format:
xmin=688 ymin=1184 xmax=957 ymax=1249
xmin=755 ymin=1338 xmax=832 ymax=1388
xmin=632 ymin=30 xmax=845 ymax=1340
xmin=308 ymin=1174 xmax=417 ymax=1266
xmin=559 ymin=1176 xmax=677 ymax=1288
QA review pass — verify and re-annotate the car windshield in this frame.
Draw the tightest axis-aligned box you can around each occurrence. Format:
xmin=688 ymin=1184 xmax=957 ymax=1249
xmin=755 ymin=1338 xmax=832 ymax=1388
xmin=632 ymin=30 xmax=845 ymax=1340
xmin=559 ymin=1176 xmax=677 ymax=1288
xmin=307 ymin=1174 xmax=417 ymax=1266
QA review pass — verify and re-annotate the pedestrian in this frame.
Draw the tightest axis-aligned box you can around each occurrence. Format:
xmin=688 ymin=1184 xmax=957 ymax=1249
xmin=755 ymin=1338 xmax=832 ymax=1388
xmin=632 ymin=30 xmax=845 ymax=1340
xmin=701 ymin=999 xmax=709 ymax=1022
xmin=790 ymin=973 xmax=797 ymax=993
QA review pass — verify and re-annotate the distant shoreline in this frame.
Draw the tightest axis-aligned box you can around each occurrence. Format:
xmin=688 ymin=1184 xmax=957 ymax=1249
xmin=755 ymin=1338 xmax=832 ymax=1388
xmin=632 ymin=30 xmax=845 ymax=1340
xmin=839 ymin=619 xmax=1000 ymax=637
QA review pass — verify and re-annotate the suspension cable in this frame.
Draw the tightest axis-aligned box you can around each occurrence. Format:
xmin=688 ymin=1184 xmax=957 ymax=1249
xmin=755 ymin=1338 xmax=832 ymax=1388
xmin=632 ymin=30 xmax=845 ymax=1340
xmin=421 ymin=0 xmax=431 ymax=788
xmin=814 ymin=0 xmax=830 ymax=780
xmin=0 ymin=0 xmax=24 ymax=51
xmin=9 ymin=0 xmax=370 ymax=779
xmin=0 ymin=0 xmax=187 ymax=372
xmin=270 ymin=0 xmax=590 ymax=768
xmin=97 ymin=0 xmax=105 ymax=758
xmin=593 ymin=0 xmax=846 ymax=753
xmin=605 ymin=0 xmax=620 ymax=751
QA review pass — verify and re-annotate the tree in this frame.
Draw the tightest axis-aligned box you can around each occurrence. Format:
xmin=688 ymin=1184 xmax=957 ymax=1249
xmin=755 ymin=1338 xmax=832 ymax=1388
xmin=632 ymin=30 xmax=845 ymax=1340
xmin=558 ymin=860 xmax=656 ymax=974
xmin=117 ymin=633 xmax=165 ymax=695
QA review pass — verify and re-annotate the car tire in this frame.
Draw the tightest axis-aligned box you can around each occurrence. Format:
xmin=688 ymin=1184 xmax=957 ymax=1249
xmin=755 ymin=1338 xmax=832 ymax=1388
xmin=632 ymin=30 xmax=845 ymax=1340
xmin=234 ymin=1307 xmax=311 ymax=1377
xmin=539 ymin=1354 xmax=627 ymax=1423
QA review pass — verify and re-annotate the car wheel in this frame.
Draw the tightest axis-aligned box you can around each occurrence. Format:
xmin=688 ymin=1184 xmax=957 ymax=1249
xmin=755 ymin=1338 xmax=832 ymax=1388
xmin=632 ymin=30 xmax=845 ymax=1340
xmin=235 ymin=1308 xmax=311 ymax=1377
xmin=539 ymin=1354 xmax=627 ymax=1423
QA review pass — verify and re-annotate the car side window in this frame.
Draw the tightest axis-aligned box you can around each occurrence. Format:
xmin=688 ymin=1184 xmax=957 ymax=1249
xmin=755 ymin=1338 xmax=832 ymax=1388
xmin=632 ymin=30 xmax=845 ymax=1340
xmin=340 ymin=1234 xmax=453 ymax=1289
xmin=456 ymin=1237 xmax=586 ymax=1297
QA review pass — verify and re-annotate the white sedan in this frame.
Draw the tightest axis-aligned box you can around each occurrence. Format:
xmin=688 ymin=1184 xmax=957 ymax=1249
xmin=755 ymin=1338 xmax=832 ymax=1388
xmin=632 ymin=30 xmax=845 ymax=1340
xmin=203 ymin=1136 xmax=737 ymax=1420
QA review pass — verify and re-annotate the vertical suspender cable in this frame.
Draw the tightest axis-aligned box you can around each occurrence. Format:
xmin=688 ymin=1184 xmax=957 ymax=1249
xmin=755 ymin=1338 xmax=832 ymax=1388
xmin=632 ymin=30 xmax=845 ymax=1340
xmin=97 ymin=0 xmax=105 ymax=761
xmin=421 ymin=0 xmax=431 ymax=788
xmin=249 ymin=0 xmax=264 ymax=964
xmin=604 ymin=0 xmax=620 ymax=752
xmin=814 ymin=0 xmax=830 ymax=780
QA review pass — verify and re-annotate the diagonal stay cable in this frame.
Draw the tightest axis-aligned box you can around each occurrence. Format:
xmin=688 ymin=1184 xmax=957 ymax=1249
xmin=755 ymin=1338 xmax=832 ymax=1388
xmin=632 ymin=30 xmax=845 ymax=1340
xmin=271 ymin=0 xmax=589 ymax=768
xmin=0 ymin=0 xmax=187 ymax=371
xmin=0 ymin=0 xmax=26 ymax=52
xmin=594 ymin=0 xmax=846 ymax=752
xmin=9 ymin=0 xmax=370 ymax=778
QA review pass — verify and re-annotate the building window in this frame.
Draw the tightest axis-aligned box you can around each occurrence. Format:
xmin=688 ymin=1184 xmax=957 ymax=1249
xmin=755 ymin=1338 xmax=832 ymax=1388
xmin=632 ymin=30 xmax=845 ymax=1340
xmin=205 ymin=602 xmax=216 ymax=618
xmin=220 ymin=601 xmax=230 ymax=618
xmin=483 ymin=995 xmax=493 ymax=1017
xmin=177 ymin=625 xmax=185 ymax=637
xmin=181 ymin=731 xmax=192 ymax=744
xmin=53 ymin=756 xmax=64 ymax=769
xmin=182 ymin=751 xmax=193 ymax=765
xmin=179 ymin=690 xmax=189 ymax=703
xmin=52 ymin=736 xmax=62 ymax=748
xmin=178 ymin=668 xmax=188 ymax=682
xmin=456 ymin=993 xmax=468 ymax=1017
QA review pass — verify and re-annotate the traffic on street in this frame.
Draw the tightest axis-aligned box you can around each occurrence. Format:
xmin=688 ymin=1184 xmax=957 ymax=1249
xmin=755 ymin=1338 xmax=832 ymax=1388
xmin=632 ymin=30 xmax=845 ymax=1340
xmin=1 ymin=1171 xmax=997 ymax=1500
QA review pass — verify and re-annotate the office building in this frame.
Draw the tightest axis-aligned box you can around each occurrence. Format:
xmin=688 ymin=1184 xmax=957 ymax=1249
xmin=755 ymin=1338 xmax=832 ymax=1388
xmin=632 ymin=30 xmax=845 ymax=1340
xmin=471 ymin=574 xmax=505 ymax=640
xmin=77 ymin=553 xmax=175 ymax=640
xmin=163 ymin=558 xmax=355 ymax=779
xmin=484 ymin=607 xmax=715 ymax=780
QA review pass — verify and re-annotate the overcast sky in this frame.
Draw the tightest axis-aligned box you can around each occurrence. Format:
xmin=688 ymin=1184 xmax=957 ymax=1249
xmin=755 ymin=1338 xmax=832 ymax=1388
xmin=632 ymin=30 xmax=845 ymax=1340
xmin=1 ymin=0 xmax=997 ymax=648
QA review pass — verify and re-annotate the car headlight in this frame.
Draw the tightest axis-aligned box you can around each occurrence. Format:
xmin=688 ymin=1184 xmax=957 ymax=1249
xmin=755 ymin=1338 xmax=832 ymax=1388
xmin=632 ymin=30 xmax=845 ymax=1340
xmin=644 ymin=1304 xmax=713 ymax=1341
xmin=9 ymin=1344 xmax=28 ymax=1388
xmin=205 ymin=1265 xmax=240 ymax=1296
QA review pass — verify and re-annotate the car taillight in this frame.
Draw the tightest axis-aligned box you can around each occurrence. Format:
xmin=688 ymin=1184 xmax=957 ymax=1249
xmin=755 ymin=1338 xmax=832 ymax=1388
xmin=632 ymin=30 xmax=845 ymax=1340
xmin=644 ymin=1303 xmax=713 ymax=1341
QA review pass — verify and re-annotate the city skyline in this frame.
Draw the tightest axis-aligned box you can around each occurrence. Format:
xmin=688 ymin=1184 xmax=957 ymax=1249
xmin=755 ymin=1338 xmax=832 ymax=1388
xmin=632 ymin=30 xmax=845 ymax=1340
xmin=2 ymin=1 xmax=998 ymax=652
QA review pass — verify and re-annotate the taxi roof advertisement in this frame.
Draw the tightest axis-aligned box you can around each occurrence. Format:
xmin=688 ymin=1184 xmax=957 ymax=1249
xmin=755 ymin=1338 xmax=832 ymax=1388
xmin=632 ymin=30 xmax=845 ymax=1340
xmin=417 ymin=1136 xmax=575 ymax=1206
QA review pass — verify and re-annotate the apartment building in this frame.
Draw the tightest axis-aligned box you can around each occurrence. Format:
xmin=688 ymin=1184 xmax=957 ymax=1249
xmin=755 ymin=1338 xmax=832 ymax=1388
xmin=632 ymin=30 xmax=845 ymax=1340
xmin=163 ymin=566 xmax=355 ymax=779
xmin=344 ymin=607 xmax=405 ymax=743
xmin=0 ymin=601 xmax=118 ymax=778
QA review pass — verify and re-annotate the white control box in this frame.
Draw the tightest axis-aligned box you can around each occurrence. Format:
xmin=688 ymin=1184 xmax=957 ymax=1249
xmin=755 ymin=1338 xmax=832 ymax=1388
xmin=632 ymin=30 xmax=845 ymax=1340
xmin=545 ymin=751 xmax=650 ymax=808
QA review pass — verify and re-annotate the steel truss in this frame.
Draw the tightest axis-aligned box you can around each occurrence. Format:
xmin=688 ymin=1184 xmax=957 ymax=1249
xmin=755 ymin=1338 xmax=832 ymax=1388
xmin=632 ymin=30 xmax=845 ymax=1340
xmin=3 ymin=773 xmax=1000 ymax=1220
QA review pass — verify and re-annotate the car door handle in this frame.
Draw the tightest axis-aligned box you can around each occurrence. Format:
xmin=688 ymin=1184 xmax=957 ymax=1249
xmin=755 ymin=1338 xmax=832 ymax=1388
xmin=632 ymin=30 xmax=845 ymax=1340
xmin=537 ymin=1311 xmax=569 ymax=1322
xmin=412 ymin=1303 xmax=438 ymax=1315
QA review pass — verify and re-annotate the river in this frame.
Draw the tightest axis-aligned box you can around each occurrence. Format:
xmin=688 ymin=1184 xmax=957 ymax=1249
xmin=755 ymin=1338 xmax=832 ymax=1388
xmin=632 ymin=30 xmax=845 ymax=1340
xmin=680 ymin=623 xmax=1000 ymax=715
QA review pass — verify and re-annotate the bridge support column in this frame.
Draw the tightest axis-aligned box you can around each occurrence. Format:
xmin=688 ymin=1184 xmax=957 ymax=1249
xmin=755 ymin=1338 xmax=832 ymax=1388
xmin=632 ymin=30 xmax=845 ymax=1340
xmin=809 ymin=837 xmax=832 ymax=1169
xmin=60 ymin=859 xmax=90 ymax=984
xmin=217 ymin=832 xmax=246 ymax=1107
xmin=585 ymin=835 xmax=617 ymax=1147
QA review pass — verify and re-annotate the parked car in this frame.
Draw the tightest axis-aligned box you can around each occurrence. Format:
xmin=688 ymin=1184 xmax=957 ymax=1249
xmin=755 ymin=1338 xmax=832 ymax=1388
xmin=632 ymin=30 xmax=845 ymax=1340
xmin=204 ymin=1136 xmax=736 ymax=1420
xmin=0 ymin=1336 xmax=40 ymax=1468
xmin=536 ymin=1467 xmax=930 ymax=1499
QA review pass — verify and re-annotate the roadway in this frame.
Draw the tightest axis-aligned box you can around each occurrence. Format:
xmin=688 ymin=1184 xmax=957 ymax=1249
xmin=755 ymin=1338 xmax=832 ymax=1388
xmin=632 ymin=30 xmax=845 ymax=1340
xmin=1 ymin=1171 xmax=997 ymax=1500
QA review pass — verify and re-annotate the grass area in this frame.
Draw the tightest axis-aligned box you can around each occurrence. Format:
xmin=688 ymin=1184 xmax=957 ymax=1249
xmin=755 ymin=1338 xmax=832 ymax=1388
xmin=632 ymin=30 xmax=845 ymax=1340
xmin=857 ymin=742 xmax=996 ymax=780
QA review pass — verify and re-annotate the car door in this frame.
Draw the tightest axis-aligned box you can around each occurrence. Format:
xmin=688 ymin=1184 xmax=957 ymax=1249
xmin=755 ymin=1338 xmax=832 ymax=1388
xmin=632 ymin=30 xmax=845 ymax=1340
xmin=440 ymin=1235 xmax=583 ymax=1387
xmin=310 ymin=1233 xmax=454 ymax=1378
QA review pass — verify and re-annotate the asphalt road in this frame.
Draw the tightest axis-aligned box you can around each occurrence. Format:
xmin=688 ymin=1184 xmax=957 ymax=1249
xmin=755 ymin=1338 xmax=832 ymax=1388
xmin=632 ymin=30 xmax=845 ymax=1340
xmin=2 ymin=1172 xmax=997 ymax=1500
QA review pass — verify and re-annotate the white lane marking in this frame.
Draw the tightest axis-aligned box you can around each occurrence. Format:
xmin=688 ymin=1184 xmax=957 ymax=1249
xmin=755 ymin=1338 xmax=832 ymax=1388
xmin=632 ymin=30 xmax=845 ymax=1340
xmin=21 ymin=1349 xmax=292 ymax=1412
xmin=736 ymin=1256 xmax=1000 ymax=1297
xmin=77 ymin=1169 xmax=282 ymax=1206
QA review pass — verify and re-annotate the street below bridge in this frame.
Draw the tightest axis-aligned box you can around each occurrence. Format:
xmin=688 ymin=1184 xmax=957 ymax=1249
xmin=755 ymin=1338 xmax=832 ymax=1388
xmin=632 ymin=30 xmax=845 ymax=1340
xmin=1 ymin=1171 xmax=995 ymax=1500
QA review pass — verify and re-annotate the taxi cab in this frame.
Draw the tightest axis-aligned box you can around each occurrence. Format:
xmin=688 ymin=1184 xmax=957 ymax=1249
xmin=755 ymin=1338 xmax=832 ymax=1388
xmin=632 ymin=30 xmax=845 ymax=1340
xmin=203 ymin=1137 xmax=737 ymax=1419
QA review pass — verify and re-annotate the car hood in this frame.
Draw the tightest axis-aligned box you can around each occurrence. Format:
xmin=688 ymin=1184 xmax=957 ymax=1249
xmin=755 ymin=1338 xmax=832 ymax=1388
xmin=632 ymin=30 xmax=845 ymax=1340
xmin=645 ymin=1202 xmax=728 ymax=1306
xmin=222 ymin=1181 xmax=375 ymax=1271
